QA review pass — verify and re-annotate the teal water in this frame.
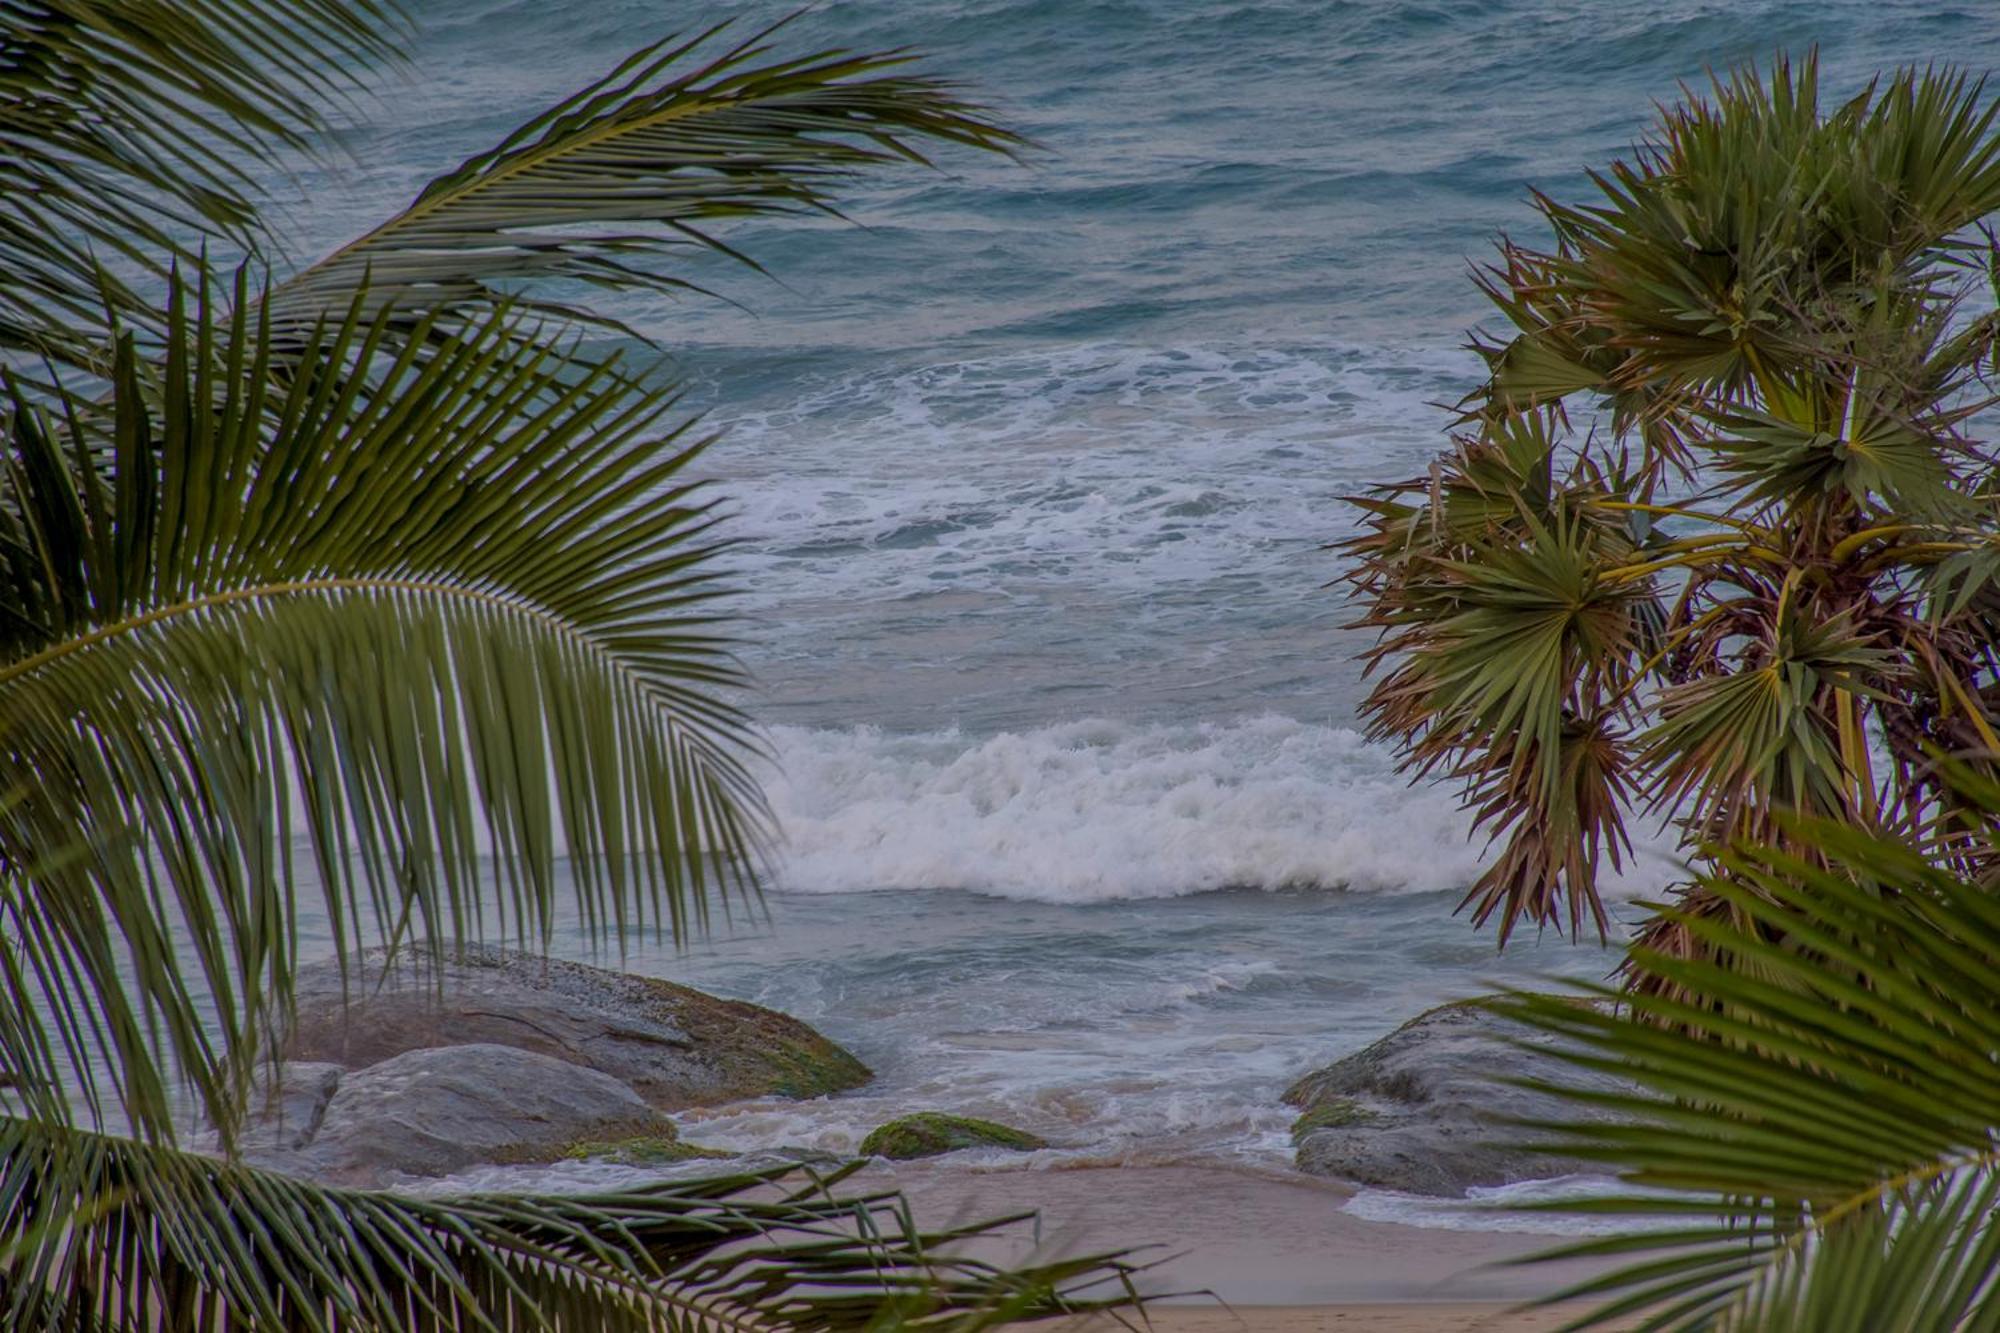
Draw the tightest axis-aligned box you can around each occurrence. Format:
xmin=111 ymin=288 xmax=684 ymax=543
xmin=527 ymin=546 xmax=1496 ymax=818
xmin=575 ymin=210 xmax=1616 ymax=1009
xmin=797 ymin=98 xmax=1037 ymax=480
xmin=294 ymin=2 xmax=1999 ymax=1212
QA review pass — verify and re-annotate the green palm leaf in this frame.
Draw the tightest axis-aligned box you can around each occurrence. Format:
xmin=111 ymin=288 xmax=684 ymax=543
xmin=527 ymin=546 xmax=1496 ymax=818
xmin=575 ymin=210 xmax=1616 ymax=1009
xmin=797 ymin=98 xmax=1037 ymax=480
xmin=1492 ymin=784 xmax=2000 ymax=1330
xmin=269 ymin=18 xmax=1022 ymax=334
xmin=1 ymin=1 xmax=404 ymax=369
xmin=1346 ymin=52 xmax=2000 ymax=944
xmin=1344 ymin=423 xmax=1657 ymax=939
xmin=0 ymin=12 xmax=1146 ymax=1329
xmin=0 ymin=1117 xmax=1138 ymax=1331
xmin=0 ymin=267 xmax=763 ymax=1145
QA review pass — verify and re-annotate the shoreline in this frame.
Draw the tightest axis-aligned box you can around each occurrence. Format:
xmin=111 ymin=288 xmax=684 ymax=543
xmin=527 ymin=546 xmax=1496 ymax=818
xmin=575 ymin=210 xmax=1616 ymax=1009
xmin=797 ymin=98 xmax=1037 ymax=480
xmin=855 ymin=1163 xmax=1623 ymax=1310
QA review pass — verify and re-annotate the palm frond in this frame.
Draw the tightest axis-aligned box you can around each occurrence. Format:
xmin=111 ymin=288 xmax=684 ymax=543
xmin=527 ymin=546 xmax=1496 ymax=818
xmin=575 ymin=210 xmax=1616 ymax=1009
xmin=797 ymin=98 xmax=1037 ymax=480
xmin=269 ymin=18 xmax=1022 ymax=335
xmin=0 ymin=0 xmax=406 ymax=369
xmin=1640 ymin=592 xmax=1897 ymax=843
xmin=1491 ymin=785 xmax=2000 ymax=1330
xmin=1342 ymin=420 xmax=1656 ymax=939
xmin=0 ymin=266 xmax=764 ymax=1146
xmin=0 ymin=18 xmax=1138 ymax=1332
xmin=1344 ymin=52 xmax=2000 ymax=944
xmin=0 ymin=1117 xmax=1140 ymax=1332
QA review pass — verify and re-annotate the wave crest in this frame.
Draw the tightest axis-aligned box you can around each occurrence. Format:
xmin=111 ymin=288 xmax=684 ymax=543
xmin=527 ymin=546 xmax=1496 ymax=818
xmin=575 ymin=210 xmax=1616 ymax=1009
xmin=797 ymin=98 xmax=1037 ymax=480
xmin=764 ymin=715 xmax=1674 ymax=902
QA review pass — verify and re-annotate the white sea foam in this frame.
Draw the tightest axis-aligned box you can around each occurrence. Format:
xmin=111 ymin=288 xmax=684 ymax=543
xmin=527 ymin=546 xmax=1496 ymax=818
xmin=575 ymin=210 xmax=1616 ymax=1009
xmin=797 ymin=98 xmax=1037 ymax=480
xmin=713 ymin=341 xmax=1471 ymax=617
xmin=1342 ymin=1174 xmax=1690 ymax=1235
xmin=761 ymin=715 xmax=1684 ymax=902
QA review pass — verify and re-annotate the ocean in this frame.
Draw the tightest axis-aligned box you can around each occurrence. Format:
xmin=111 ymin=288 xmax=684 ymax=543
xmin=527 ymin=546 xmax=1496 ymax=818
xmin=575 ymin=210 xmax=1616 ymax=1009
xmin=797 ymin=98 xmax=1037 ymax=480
xmin=290 ymin=0 xmax=2000 ymax=1223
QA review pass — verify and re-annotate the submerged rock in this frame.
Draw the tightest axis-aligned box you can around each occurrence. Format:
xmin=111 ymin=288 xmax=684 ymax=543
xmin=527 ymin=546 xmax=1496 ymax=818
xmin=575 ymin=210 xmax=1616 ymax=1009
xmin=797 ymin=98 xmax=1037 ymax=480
xmin=270 ymin=1044 xmax=672 ymax=1187
xmin=859 ymin=1113 xmax=1048 ymax=1160
xmin=286 ymin=944 xmax=871 ymax=1109
xmin=1285 ymin=998 xmax=1628 ymax=1196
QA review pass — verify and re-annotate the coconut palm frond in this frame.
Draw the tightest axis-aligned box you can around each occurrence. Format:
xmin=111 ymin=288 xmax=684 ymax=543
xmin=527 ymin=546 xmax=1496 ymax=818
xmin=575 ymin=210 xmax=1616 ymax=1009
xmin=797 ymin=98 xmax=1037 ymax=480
xmin=0 ymin=14 xmax=1139 ymax=1332
xmin=269 ymin=18 xmax=1022 ymax=335
xmin=0 ymin=1117 xmax=1141 ymax=1332
xmin=0 ymin=265 xmax=765 ymax=1146
xmin=1493 ymin=788 xmax=2000 ymax=1331
xmin=0 ymin=0 xmax=405 ymax=368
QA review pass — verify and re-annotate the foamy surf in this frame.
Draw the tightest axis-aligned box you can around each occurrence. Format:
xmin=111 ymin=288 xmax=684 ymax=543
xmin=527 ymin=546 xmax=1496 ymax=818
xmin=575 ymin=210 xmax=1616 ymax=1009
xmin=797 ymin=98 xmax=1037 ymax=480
xmin=762 ymin=715 xmax=1684 ymax=902
xmin=1342 ymin=1174 xmax=1690 ymax=1236
xmin=712 ymin=341 xmax=1470 ymax=624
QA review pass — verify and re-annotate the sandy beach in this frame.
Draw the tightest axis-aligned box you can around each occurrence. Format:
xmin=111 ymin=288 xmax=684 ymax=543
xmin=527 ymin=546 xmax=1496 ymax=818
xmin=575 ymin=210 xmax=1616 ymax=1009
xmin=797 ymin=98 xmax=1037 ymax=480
xmin=866 ymin=1164 xmax=1626 ymax=1328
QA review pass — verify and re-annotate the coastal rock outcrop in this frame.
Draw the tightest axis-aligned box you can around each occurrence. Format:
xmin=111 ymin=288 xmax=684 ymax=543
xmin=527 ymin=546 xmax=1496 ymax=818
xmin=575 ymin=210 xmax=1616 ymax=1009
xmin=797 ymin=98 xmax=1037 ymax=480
xmin=286 ymin=944 xmax=870 ymax=1108
xmin=213 ymin=945 xmax=870 ymax=1186
xmin=1285 ymin=998 xmax=1628 ymax=1196
xmin=859 ymin=1112 xmax=1048 ymax=1160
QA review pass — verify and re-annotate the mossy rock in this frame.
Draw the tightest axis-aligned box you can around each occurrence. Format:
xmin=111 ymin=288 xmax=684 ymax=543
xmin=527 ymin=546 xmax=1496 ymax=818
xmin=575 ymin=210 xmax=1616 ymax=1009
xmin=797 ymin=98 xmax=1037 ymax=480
xmin=1289 ymin=1095 xmax=1376 ymax=1144
xmin=859 ymin=1113 xmax=1048 ymax=1161
xmin=287 ymin=944 xmax=872 ymax=1110
xmin=560 ymin=1134 xmax=737 ymax=1166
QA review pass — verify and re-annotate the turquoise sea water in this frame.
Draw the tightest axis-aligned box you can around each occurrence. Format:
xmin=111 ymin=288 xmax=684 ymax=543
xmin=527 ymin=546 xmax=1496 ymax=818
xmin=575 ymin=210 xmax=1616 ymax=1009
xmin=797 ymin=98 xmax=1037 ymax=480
xmin=297 ymin=2 xmax=2000 ymax=1213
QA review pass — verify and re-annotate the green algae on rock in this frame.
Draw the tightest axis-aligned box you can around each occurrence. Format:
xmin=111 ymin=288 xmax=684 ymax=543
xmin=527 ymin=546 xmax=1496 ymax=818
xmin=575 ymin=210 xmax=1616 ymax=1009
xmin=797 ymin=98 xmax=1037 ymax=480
xmin=560 ymin=1134 xmax=737 ymax=1166
xmin=1288 ymin=1095 xmax=1376 ymax=1144
xmin=859 ymin=1113 xmax=1048 ymax=1160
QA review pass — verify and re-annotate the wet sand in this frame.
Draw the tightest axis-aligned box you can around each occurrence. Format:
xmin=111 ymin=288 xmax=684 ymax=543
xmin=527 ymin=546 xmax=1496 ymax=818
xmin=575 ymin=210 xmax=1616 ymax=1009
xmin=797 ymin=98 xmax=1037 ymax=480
xmin=866 ymin=1163 xmax=1627 ymax=1324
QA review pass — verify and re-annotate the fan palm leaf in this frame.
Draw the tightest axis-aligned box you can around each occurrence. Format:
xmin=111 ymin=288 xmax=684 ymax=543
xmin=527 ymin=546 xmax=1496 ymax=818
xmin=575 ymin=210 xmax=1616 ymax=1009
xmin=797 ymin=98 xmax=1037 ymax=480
xmin=1345 ymin=415 xmax=1659 ymax=939
xmin=1493 ymin=781 xmax=2000 ymax=1329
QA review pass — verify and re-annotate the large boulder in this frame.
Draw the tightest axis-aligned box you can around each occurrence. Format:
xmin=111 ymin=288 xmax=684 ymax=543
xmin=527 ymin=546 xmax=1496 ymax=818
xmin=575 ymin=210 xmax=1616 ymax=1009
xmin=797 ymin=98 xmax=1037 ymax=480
xmin=281 ymin=1044 xmax=672 ymax=1186
xmin=1285 ymin=998 xmax=1628 ymax=1196
xmin=287 ymin=944 xmax=870 ymax=1109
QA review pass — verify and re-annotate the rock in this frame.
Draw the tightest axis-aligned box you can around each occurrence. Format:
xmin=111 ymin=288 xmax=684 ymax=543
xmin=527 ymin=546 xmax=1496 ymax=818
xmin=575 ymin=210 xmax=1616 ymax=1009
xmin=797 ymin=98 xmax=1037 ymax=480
xmin=241 ymin=1061 xmax=344 ymax=1155
xmin=561 ymin=1134 xmax=736 ymax=1167
xmin=210 ymin=945 xmax=874 ymax=1186
xmin=1285 ymin=998 xmax=1629 ymax=1196
xmin=286 ymin=944 xmax=870 ymax=1109
xmin=194 ymin=1062 xmax=343 ymax=1160
xmin=282 ymin=1043 xmax=672 ymax=1187
xmin=859 ymin=1113 xmax=1048 ymax=1160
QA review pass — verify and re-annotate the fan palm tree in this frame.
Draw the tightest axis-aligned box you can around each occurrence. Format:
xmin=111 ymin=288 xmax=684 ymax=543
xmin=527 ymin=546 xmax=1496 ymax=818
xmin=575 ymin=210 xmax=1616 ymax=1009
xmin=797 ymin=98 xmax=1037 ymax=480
xmin=1342 ymin=54 xmax=2000 ymax=961
xmin=0 ymin=3 xmax=1138 ymax=1327
xmin=1494 ymin=770 xmax=2000 ymax=1330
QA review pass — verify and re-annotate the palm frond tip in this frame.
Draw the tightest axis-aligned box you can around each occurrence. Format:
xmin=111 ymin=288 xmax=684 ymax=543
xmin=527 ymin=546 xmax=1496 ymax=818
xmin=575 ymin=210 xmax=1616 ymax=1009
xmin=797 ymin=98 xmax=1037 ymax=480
xmin=1497 ymin=789 xmax=2000 ymax=1331
xmin=272 ymin=18 xmax=1025 ymax=334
